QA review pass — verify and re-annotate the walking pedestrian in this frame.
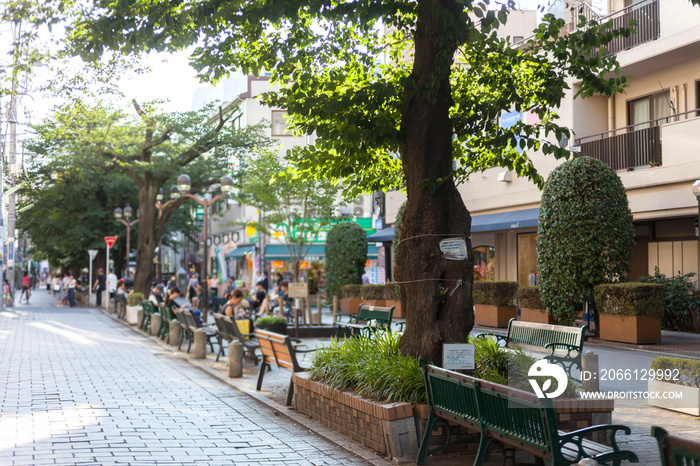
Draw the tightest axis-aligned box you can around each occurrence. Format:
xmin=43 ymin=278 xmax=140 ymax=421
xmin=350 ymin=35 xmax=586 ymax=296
xmin=67 ymin=273 xmax=77 ymax=307
xmin=93 ymin=268 xmax=106 ymax=308
xmin=53 ymin=274 xmax=64 ymax=307
xmin=3 ymin=278 xmax=13 ymax=307
xmin=19 ymin=271 xmax=31 ymax=304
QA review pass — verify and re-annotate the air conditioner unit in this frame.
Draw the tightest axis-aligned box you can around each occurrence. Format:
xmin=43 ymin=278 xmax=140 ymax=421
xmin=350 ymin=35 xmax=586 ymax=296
xmin=354 ymin=195 xmax=365 ymax=207
xmin=353 ymin=207 xmax=365 ymax=217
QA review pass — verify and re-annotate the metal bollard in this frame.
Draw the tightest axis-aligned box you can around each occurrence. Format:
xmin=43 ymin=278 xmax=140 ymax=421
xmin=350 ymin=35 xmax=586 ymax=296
xmin=193 ymin=329 xmax=207 ymax=359
xmin=169 ymin=320 xmax=181 ymax=347
xmin=581 ymin=351 xmax=599 ymax=393
xmin=228 ymin=341 xmax=244 ymax=378
xmin=150 ymin=314 xmax=161 ymax=336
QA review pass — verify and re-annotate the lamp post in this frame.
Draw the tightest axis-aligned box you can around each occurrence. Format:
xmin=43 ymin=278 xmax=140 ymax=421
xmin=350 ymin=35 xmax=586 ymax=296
xmin=693 ymin=181 xmax=700 ymax=285
xmin=154 ymin=186 xmax=180 ymax=283
xmin=173 ymin=174 xmax=234 ymax=323
xmin=114 ymin=205 xmax=140 ymax=278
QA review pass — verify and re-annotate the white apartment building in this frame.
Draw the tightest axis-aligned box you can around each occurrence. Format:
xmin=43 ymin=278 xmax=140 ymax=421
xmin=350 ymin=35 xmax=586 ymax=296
xmin=385 ymin=0 xmax=700 ymax=287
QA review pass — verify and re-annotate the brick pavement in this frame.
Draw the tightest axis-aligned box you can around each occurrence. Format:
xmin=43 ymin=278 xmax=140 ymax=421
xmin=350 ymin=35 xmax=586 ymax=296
xmin=0 ymin=293 xmax=376 ymax=466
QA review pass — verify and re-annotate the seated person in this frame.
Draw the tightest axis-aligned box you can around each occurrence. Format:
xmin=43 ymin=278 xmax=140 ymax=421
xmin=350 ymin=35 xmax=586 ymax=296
xmin=166 ymin=286 xmax=202 ymax=325
xmin=224 ymin=277 xmax=236 ymax=295
xmin=247 ymin=282 xmax=268 ymax=313
xmin=222 ymin=290 xmax=252 ymax=319
xmin=164 ymin=287 xmax=183 ymax=309
xmin=277 ymin=280 xmax=293 ymax=306
xmin=149 ymin=284 xmax=165 ymax=306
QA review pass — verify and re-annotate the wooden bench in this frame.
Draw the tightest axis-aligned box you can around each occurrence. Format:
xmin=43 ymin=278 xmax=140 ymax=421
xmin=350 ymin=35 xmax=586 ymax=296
xmin=212 ymin=313 xmax=260 ymax=364
xmin=336 ymin=303 xmax=395 ymax=337
xmin=255 ymin=329 xmax=317 ymax=406
xmin=652 ymin=426 xmax=700 ymax=465
xmin=417 ymin=362 xmax=639 ymax=466
xmin=479 ymin=318 xmax=587 ymax=375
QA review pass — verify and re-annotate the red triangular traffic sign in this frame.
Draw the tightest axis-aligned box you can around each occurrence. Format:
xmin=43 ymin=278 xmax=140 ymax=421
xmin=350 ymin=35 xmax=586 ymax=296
xmin=105 ymin=236 xmax=117 ymax=248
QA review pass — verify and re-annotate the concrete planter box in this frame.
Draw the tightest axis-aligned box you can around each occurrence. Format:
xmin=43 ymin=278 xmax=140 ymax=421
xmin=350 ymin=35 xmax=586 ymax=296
xmin=599 ymin=314 xmax=661 ymax=344
xmin=474 ymin=304 xmax=517 ymax=328
xmin=126 ymin=305 xmax=141 ymax=325
xmin=648 ymin=379 xmax=700 ymax=416
xmin=339 ymin=298 xmax=363 ymax=315
xmin=520 ymin=307 xmax=557 ymax=325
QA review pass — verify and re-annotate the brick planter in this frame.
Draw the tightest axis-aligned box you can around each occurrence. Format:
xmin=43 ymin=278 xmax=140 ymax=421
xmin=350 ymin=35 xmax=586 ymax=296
xmin=474 ymin=304 xmax=517 ymax=328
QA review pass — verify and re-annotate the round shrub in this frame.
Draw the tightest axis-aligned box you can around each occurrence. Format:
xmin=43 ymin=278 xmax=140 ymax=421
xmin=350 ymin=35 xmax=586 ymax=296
xmin=537 ymin=157 xmax=634 ymax=327
xmin=325 ymin=221 xmax=368 ymax=299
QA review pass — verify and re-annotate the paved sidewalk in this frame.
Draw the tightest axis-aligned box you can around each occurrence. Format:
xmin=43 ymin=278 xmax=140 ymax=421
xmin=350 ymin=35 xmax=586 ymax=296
xmin=0 ymin=292 xmax=380 ymax=466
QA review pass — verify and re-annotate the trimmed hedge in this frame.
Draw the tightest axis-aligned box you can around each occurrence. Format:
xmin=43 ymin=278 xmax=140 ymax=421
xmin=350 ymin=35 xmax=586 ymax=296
xmin=325 ymin=221 xmax=368 ymax=299
xmin=518 ymin=286 xmax=544 ymax=310
xmin=473 ymin=281 xmax=517 ymax=306
xmin=341 ymin=284 xmax=363 ymax=299
xmin=594 ymin=283 xmax=664 ymax=318
xmin=127 ymin=292 xmax=144 ymax=306
xmin=650 ymin=357 xmax=700 ymax=387
xmin=362 ymin=284 xmax=385 ymax=300
xmin=385 ymin=282 xmax=400 ymax=300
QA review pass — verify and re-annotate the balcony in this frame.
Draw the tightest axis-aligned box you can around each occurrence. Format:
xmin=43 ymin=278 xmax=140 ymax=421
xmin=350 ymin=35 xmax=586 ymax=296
xmin=576 ymin=109 xmax=699 ymax=172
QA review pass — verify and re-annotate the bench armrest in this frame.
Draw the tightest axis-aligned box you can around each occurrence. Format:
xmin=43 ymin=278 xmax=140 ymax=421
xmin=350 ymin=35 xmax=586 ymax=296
xmin=396 ymin=322 xmax=406 ymax=332
xmin=558 ymin=424 xmax=632 ymax=454
xmin=475 ymin=333 xmax=507 ymax=345
xmin=336 ymin=313 xmax=358 ymax=324
xmin=544 ymin=342 xmax=581 ymax=359
xmin=292 ymin=347 xmax=318 ymax=354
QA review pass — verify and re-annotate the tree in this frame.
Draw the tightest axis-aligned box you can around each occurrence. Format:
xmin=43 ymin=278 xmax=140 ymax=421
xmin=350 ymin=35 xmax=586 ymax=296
xmin=70 ymin=0 xmax=639 ymax=362
xmin=325 ymin=221 xmax=368 ymax=300
xmin=537 ymin=156 xmax=634 ymax=333
xmin=22 ymin=100 xmax=269 ymax=293
xmin=236 ymin=148 xmax=340 ymax=281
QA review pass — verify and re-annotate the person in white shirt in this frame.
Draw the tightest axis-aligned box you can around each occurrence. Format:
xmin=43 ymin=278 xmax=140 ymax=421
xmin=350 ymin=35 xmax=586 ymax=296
xmin=107 ymin=269 xmax=118 ymax=299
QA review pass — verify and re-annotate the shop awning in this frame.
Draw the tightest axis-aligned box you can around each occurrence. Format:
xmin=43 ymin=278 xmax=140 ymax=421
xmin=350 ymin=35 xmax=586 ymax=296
xmin=225 ymin=245 xmax=255 ymax=259
xmin=367 ymin=227 xmax=394 ymax=242
xmin=264 ymin=244 xmax=379 ymax=260
xmin=471 ymin=208 xmax=540 ymax=232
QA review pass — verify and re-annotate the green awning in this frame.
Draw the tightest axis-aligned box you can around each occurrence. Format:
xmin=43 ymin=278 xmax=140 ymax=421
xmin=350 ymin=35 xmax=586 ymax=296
xmin=225 ymin=245 xmax=255 ymax=259
xmin=264 ymin=244 xmax=379 ymax=260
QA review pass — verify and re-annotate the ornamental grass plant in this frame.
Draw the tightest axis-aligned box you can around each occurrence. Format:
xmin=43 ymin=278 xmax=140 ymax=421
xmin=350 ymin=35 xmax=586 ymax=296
xmin=309 ymin=331 xmax=426 ymax=404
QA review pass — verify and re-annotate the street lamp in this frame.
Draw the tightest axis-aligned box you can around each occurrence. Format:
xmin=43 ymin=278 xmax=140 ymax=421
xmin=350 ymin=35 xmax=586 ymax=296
xmin=154 ymin=186 xmax=180 ymax=282
xmin=114 ymin=204 xmax=140 ymax=277
xmin=173 ymin=175 xmax=234 ymax=322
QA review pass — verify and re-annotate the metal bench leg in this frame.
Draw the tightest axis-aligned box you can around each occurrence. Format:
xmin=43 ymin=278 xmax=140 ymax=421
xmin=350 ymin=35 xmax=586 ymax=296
xmin=286 ymin=378 xmax=295 ymax=407
xmin=416 ymin=413 xmax=437 ymax=465
xmin=474 ymin=431 xmax=491 ymax=466
xmin=256 ymin=361 xmax=269 ymax=391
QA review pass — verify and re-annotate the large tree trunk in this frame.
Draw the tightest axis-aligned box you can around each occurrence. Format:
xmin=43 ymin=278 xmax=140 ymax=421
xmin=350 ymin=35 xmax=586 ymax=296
xmin=395 ymin=0 xmax=473 ymax=364
xmin=133 ymin=180 xmax=158 ymax=295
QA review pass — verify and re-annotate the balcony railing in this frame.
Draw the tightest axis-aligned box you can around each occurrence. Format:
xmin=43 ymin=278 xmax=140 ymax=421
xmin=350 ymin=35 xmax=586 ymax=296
xmin=600 ymin=0 xmax=660 ymax=55
xmin=576 ymin=109 xmax=699 ymax=171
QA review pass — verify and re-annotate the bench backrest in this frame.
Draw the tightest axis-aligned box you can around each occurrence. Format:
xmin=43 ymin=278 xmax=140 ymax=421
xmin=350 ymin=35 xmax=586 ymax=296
xmin=652 ymin=426 xmax=700 ymax=466
xmin=180 ymin=309 xmax=198 ymax=330
xmin=255 ymin=329 xmax=301 ymax=372
xmin=507 ymin=319 xmax=586 ymax=353
xmin=421 ymin=362 xmax=481 ymax=431
xmin=357 ymin=303 xmax=395 ymax=324
xmin=212 ymin=313 xmax=232 ymax=341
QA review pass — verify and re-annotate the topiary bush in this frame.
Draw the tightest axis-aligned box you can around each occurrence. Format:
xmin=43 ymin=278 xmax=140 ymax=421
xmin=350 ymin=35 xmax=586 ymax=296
xmin=127 ymin=292 xmax=144 ymax=306
xmin=362 ymin=284 xmax=385 ymax=300
xmin=518 ymin=286 xmax=544 ymax=310
xmin=594 ymin=282 xmax=664 ymax=318
xmin=342 ymin=284 xmax=363 ymax=299
xmin=385 ymin=282 xmax=400 ymax=301
xmin=537 ymin=156 xmax=634 ymax=329
xmin=472 ymin=281 xmax=517 ymax=306
xmin=325 ymin=221 xmax=368 ymax=300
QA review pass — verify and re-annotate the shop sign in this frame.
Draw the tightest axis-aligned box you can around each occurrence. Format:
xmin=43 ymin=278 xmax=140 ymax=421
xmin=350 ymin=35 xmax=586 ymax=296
xmin=272 ymin=260 xmax=284 ymax=268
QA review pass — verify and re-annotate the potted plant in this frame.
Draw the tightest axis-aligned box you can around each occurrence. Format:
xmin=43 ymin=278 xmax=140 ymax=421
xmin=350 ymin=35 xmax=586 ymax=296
xmin=361 ymin=284 xmax=386 ymax=307
xmin=255 ymin=315 xmax=288 ymax=334
xmin=517 ymin=286 xmax=556 ymax=324
xmin=473 ymin=281 xmax=517 ymax=328
xmin=126 ymin=292 xmax=144 ymax=325
xmin=647 ymin=357 xmax=700 ymax=416
xmin=385 ymin=282 xmax=402 ymax=318
xmin=340 ymin=284 xmax=363 ymax=314
xmin=594 ymin=282 xmax=664 ymax=344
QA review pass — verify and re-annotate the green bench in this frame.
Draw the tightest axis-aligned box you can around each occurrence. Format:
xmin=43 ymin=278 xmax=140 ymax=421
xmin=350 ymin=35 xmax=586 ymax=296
xmin=479 ymin=318 xmax=587 ymax=375
xmin=652 ymin=426 xmax=700 ymax=466
xmin=417 ymin=362 xmax=639 ymax=466
xmin=336 ymin=303 xmax=395 ymax=337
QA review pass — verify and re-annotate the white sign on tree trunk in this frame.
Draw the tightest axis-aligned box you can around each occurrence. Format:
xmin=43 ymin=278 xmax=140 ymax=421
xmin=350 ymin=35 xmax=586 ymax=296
xmin=288 ymin=282 xmax=309 ymax=298
xmin=439 ymin=238 xmax=468 ymax=261
xmin=442 ymin=343 xmax=475 ymax=370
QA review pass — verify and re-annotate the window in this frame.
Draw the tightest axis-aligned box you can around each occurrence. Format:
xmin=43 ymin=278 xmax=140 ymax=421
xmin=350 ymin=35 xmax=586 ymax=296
xmin=628 ymin=89 xmax=671 ymax=129
xmin=271 ymin=110 xmax=290 ymax=136
xmin=517 ymin=233 xmax=538 ymax=287
xmin=473 ymin=246 xmax=495 ymax=282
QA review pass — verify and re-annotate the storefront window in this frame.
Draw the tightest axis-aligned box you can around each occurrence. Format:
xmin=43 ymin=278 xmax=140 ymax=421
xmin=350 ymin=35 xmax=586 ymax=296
xmin=473 ymin=246 xmax=496 ymax=281
xmin=517 ymin=233 xmax=538 ymax=287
